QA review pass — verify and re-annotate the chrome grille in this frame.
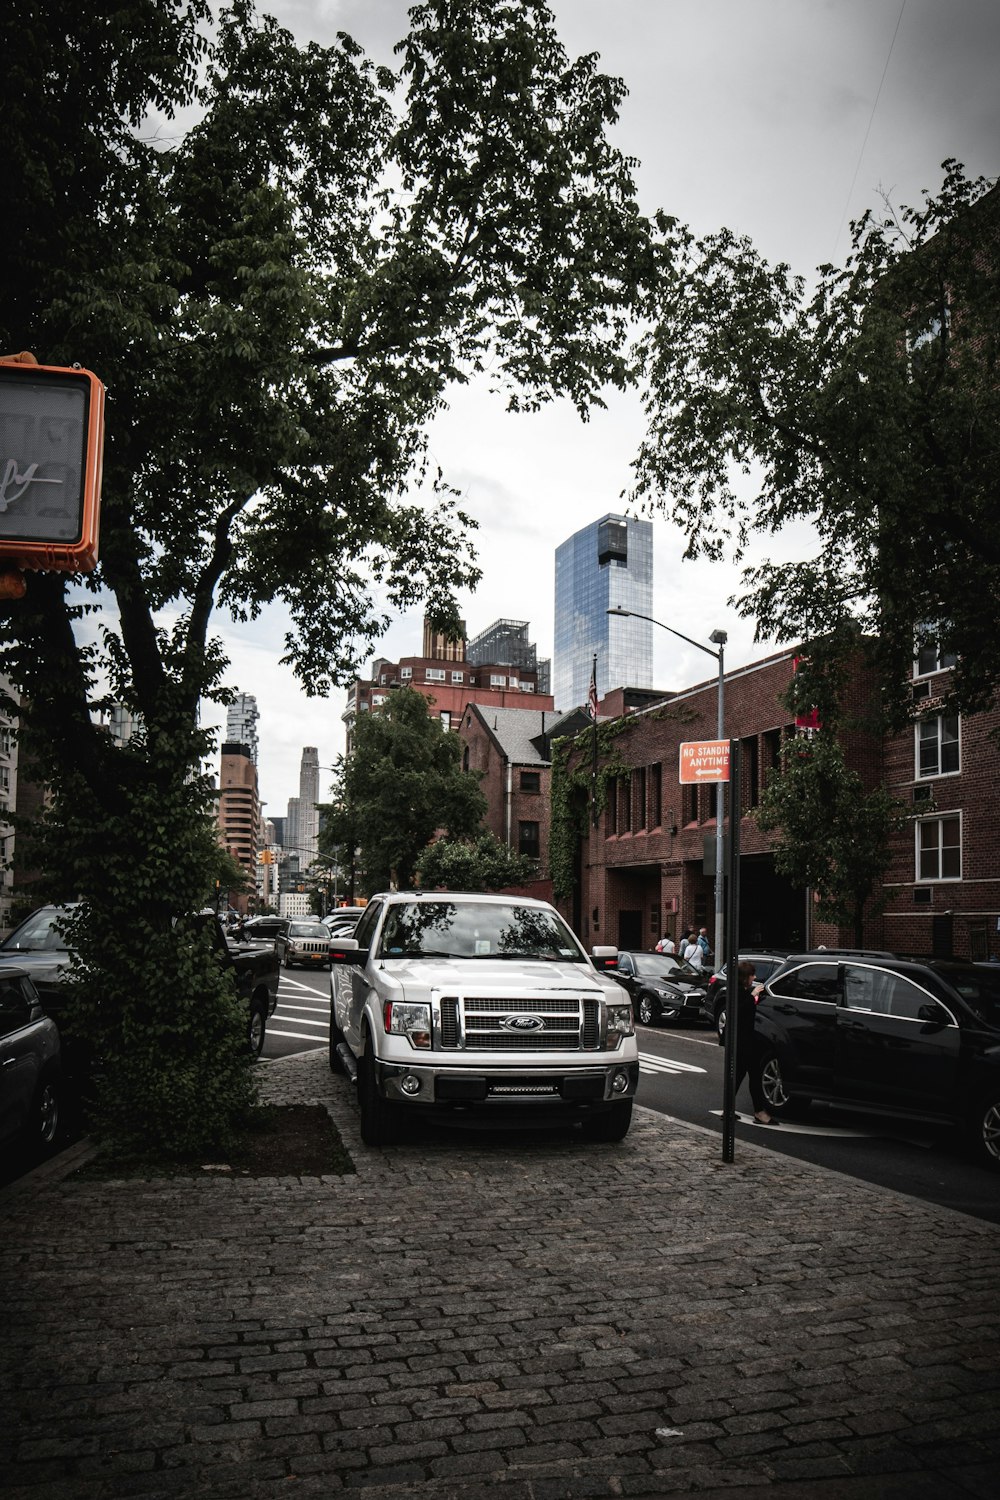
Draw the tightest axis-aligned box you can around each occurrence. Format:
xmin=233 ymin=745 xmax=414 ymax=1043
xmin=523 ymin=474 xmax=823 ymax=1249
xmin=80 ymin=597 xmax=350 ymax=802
xmin=439 ymin=994 xmax=600 ymax=1051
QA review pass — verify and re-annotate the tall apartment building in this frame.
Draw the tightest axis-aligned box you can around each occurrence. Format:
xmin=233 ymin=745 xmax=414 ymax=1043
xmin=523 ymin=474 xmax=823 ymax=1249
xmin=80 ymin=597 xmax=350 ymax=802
xmin=297 ymin=747 xmax=320 ymax=866
xmin=226 ymin=693 xmax=259 ymax=765
xmin=553 ymin=514 xmax=653 ymax=709
xmin=218 ymin=741 xmax=260 ymax=913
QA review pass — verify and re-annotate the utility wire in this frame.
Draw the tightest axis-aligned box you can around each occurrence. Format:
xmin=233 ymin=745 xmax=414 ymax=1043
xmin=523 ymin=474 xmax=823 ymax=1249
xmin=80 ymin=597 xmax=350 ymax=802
xmin=831 ymin=0 xmax=907 ymax=261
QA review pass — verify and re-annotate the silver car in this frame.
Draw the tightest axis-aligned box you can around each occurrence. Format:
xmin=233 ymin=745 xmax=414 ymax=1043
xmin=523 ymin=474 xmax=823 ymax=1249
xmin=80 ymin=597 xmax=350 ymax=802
xmin=0 ymin=968 xmax=61 ymax=1158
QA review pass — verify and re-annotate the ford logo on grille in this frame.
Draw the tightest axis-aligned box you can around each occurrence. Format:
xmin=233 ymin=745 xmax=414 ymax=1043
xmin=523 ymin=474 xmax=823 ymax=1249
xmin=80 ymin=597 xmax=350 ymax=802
xmin=500 ymin=1014 xmax=546 ymax=1032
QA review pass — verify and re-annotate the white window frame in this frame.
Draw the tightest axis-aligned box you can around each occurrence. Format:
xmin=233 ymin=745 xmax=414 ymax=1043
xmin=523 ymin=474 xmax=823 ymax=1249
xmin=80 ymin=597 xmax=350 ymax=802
xmin=400 ymin=666 xmax=412 ymax=680
xmin=915 ymin=714 xmax=960 ymax=779
xmin=425 ymin=668 xmax=445 ymax=682
xmin=490 ymin=674 xmax=505 ymax=687
xmin=439 ymin=710 xmax=452 ymax=731
xmin=914 ymin=642 xmax=958 ymax=678
xmin=450 ymin=671 xmax=464 ymax=684
xmin=916 ymin=812 xmax=962 ymax=882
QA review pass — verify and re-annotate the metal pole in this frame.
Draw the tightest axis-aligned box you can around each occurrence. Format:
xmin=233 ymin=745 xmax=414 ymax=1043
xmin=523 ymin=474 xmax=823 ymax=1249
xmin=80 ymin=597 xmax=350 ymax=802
xmin=722 ymin=738 xmax=742 ymax=1163
xmin=714 ymin=641 xmax=725 ymax=965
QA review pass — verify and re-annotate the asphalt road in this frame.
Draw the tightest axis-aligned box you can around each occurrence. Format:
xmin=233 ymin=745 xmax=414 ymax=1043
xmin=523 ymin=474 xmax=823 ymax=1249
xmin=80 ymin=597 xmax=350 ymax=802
xmin=263 ymin=973 xmax=1000 ymax=1225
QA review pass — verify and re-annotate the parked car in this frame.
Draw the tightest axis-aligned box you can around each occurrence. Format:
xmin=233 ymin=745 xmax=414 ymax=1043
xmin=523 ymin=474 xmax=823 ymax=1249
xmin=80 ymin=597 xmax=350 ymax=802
xmin=708 ymin=949 xmax=790 ymax=1042
xmin=284 ymin=919 xmax=332 ymax=969
xmin=614 ymin=950 xmax=713 ymax=1027
xmin=752 ymin=950 xmax=1000 ymax=1168
xmin=0 ymin=905 xmax=281 ymax=1061
xmin=329 ymin=890 xmax=638 ymax=1146
xmin=0 ymin=967 xmax=62 ymax=1159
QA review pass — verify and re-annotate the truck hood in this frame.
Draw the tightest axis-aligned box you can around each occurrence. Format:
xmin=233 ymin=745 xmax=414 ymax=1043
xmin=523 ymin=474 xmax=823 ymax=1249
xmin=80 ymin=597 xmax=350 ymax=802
xmin=375 ymin=957 xmax=626 ymax=999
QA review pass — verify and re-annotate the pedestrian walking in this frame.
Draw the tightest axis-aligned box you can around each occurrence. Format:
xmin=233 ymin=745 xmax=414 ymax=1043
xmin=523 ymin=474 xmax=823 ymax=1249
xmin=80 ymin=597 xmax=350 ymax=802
xmin=682 ymin=931 xmax=700 ymax=962
xmin=734 ymin=959 xmax=773 ymax=1124
xmin=697 ymin=927 xmax=711 ymax=959
xmin=655 ymin=933 xmax=676 ymax=954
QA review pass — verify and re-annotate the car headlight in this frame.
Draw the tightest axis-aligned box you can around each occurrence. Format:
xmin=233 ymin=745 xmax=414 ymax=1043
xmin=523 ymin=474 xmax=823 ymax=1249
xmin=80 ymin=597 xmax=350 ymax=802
xmin=383 ymin=1000 xmax=432 ymax=1049
xmin=607 ymin=1002 xmax=635 ymax=1038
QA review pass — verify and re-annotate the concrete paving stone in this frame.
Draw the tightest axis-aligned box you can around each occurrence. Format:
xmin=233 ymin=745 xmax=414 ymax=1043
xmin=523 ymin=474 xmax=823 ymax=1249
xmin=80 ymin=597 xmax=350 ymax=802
xmin=4 ymin=1054 xmax=999 ymax=1499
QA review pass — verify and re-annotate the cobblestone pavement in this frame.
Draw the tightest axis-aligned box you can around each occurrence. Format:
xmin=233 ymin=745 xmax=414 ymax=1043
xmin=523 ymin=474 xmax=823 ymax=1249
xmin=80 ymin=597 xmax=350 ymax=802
xmin=2 ymin=1048 xmax=999 ymax=1500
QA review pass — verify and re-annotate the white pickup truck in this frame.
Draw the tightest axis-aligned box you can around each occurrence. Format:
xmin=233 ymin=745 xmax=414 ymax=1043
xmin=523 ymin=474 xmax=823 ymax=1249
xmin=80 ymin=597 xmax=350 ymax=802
xmin=328 ymin=890 xmax=639 ymax=1146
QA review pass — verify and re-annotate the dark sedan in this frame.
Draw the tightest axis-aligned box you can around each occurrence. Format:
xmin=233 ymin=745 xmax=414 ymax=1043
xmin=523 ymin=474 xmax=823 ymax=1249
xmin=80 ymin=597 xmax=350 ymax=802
xmin=753 ymin=951 xmax=1000 ymax=1169
xmin=614 ymin=950 xmax=713 ymax=1027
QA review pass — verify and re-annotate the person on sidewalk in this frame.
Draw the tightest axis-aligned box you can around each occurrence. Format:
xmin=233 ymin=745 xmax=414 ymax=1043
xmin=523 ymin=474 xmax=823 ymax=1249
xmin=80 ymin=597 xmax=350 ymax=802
xmin=655 ymin=933 xmax=676 ymax=954
xmin=735 ymin=959 xmax=774 ymax=1125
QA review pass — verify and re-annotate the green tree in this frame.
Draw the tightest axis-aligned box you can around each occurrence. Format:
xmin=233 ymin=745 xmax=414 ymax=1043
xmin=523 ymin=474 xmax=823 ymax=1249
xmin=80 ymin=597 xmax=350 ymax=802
xmin=416 ymin=830 xmax=537 ymax=892
xmin=206 ymin=846 xmax=254 ymax=910
xmin=1 ymin=1 xmax=649 ymax=1153
xmin=754 ymin=731 xmax=907 ymax=946
xmin=633 ymin=162 xmax=1000 ymax=728
xmin=342 ymin=689 xmax=487 ymax=892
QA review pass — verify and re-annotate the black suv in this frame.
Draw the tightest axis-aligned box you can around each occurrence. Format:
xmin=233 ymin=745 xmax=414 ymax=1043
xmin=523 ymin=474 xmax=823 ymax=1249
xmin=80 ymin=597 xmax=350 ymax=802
xmin=752 ymin=951 xmax=1000 ymax=1168
xmin=708 ymin=950 xmax=789 ymax=1043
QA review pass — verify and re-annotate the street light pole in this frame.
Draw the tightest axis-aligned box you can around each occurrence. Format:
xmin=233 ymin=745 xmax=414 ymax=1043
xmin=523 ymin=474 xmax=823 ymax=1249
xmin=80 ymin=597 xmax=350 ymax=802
xmin=608 ymin=608 xmax=728 ymax=962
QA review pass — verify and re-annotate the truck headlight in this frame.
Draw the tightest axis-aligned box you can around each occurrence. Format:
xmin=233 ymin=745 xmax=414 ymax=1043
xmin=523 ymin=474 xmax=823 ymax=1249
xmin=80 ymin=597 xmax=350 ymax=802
xmin=607 ymin=1002 xmax=634 ymax=1038
xmin=383 ymin=1001 xmax=432 ymax=1049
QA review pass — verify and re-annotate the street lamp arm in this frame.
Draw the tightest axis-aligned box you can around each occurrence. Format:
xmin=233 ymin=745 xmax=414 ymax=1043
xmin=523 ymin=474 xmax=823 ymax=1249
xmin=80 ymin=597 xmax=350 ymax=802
xmin=606 ymin=606 xmax=721 ymax=661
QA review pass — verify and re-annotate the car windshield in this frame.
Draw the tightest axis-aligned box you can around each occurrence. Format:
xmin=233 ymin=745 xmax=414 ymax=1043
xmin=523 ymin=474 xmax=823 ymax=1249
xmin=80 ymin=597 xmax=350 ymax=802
xmin=289 ymin=923 xmax=328 ymax=938
xmin=631 ymin=954 xmax=687 ymax=979
xmin=377 ymin=901 xmax=585 ymax=961
xmin=1 ymin=908 xmax=72 ymax=953
xmin=931 ymin=964 xmax=1000 ymax=1028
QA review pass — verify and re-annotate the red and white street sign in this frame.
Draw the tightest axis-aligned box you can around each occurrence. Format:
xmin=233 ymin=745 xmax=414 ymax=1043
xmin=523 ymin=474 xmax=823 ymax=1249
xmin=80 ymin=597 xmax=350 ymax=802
xmin=679 ymin=739 xmax=730 ymax=783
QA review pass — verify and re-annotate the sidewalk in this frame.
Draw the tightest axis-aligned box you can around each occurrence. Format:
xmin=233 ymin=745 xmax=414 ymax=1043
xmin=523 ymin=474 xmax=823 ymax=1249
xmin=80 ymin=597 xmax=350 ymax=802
xmin=2 ymin=1048 xmax=998 ymax=1499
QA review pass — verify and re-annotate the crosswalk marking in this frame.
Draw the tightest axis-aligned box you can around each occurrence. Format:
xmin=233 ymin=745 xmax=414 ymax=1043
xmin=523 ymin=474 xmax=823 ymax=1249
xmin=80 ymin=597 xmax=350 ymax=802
xmin=639 ymin=1052 xmax=707 ymax=1076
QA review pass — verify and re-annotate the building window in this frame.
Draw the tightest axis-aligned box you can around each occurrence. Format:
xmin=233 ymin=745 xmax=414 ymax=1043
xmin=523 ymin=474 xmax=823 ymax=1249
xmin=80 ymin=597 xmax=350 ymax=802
xmin=621 ymin=776 xmax=632 ymax=833
xmin=649 ymin=763 xmax=662 ymax=828
xmin=917 ymin=815 xmax=961 ymax=881
xmin=520 ymin=771 xmax=541 ymax=794
xmin=743 ymin=736 xmax=760 ymax=808
xmin=450 ymin=671 xmax=464 ymax=683
xmin=917 ymin=715 xmax=959 ymax=778
xmin=518 ymin=821 xmax=540 ymax=859
xmin=685 ymin=784 xmax=698 ymax=824
xmin=490 ymin=674 xmax=505 ymax=687
xmin=508 ymin=676 xmax=519 ymax=689
xmin=635 ymin=766 xmax=647 ymax=830
xmin=401 ymin=666 xmax=412 ymax=679
xmin=439 ymin=710 xmax=451 ymax=731
xmin=915 ymin=641 xmax=958 ymax=677
xmin=371 ymin=693 xmax=387 ymax=706
xmin=426 ymin=668 xmax=445 ymax=682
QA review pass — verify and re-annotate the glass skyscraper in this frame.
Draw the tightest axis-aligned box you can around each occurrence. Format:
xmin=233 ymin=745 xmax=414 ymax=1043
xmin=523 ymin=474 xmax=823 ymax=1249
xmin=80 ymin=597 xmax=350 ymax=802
xmin=553 ymin=514 xmax=653 ymax=709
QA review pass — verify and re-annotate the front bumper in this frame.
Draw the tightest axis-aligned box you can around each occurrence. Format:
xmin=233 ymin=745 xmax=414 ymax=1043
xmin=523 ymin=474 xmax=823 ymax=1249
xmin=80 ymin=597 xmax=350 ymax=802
xmin=372 ymin=1057 xmax=640 ymax=1108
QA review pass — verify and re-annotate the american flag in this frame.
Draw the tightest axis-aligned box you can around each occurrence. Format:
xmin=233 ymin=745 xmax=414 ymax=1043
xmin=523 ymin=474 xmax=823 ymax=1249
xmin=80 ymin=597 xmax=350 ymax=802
xmin=588 ymin=662 xmax=598 ymax=721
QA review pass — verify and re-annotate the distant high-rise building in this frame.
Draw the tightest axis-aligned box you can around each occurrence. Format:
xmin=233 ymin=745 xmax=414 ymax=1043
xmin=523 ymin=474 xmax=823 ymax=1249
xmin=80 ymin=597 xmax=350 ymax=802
xmin=217 ymin=741 xmax=260 ymax=914
xmin=553 ymin=514 xmax=653 ymax=709
xmin=226 ymin=693 xmax=259 ymax=765
xmin=298 ymin=747 xmax=320 ymax=865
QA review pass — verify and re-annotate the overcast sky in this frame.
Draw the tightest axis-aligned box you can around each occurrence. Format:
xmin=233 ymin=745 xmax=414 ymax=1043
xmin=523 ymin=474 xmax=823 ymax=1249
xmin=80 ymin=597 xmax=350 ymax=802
xmin=203 ymin=0 xmax=1000 ymax=814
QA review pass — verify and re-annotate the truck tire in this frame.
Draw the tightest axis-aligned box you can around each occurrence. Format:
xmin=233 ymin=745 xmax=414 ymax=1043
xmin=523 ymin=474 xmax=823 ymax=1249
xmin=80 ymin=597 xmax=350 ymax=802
xmin=248 ymin=1003 xmax=266 ymax=1059
xmin=358 ymin=1033 xmax=400 ymax=1147
xmin=582 ymin=1100 xmax=632 ymax=1142
xmin=328 ymin=1011 xmax=346 ymax=1073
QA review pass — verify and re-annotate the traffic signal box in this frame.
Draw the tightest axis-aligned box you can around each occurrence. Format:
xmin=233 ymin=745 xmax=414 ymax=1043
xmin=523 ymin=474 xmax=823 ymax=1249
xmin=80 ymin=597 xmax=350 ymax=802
xmin=0 ymin=356 xmax=105 ymax=581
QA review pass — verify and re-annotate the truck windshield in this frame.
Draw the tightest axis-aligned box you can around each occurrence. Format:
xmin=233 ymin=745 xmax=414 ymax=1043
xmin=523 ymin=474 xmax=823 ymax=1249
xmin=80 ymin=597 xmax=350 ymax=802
xmin=378 ymin=902 xmax=585 ymax=962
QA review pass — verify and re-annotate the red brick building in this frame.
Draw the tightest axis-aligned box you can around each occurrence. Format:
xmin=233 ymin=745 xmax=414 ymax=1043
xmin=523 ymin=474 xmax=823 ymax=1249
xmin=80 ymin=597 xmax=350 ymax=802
xmin=343 ymin=618 xmax=554 ymax=750
xmin=557 ymin=648 xmax=1000 ymax=962
xmin=459 ymin=704 xmax=588 ymax=899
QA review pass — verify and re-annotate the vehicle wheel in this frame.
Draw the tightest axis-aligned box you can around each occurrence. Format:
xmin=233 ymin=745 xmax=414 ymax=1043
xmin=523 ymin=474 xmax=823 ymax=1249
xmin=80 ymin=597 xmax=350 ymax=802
xmin=969 ymin=1090 xmax=1000 ymax=1170
xmin=29 ymin=1073 xmax=61 ymax=1156
xmin=358 ymin=1033 xmax=400 ymax=1147
xmin=636 ymin=994 xmax=657 ymax=1027
xmin=582 ymin=1101 xmax=633 ymax=1143
xmin=248 ymin=1004 xmax=266 ymax=1059
xmin=715 ymin=1004 xmax=726 ymax=1045
xmin=328 ymin=1010 xmax=346 ymax=1073
xmin=755 ymin=1049 xmax=810 ymax=1118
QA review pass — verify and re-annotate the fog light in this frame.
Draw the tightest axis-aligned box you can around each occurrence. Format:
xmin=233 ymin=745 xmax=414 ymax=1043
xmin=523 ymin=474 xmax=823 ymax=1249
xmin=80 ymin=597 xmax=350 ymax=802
xmin=400 ymin=1074 xmax=421 ymax=1096
xmin=611 ymin=1070 xmax=629 ymax=1094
